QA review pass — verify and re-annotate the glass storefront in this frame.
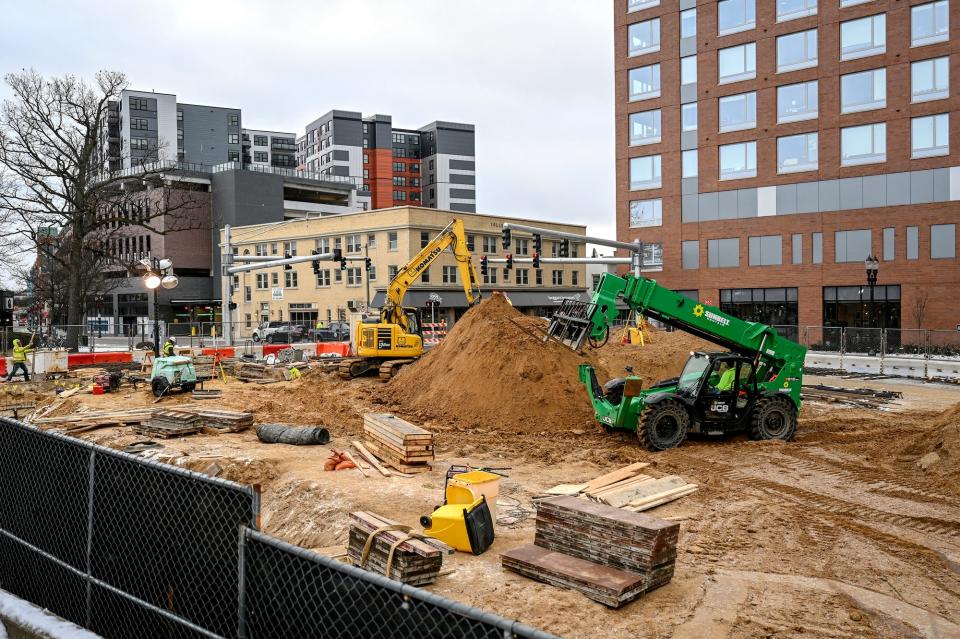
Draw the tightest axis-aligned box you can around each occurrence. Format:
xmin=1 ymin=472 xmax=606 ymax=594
xmin=720 ymin=287 xmax=799 ymax=342
xmin=823 ymin=285 xmax=900 ymax=352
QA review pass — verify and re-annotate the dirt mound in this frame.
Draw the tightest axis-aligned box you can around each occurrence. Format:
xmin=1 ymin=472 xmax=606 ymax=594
xmin=590 ymin=329 xmax=715 ymax=388
xmin=386 ymin=293 xmax=606 ymax=433
xmin=901 ymin=402 xmax=960 ymax=483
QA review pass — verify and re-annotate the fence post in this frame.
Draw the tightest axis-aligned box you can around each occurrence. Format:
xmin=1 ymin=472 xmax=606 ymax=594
xmin=85 ymin=450 xmax=96 ymax=628
xmin=879 ymin=329 xmax=886 ymax=375
xmin=924 ymin=329 xmax=930 ymax=379
xmin=237 ymin=527 xmax=248 ymax=639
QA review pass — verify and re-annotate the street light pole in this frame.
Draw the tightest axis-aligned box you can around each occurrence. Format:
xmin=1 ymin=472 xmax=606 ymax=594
xmin=365 ymin=243 xmax=371 ymax=309
xmin=142 ymin=257 xmax=178 ymax=357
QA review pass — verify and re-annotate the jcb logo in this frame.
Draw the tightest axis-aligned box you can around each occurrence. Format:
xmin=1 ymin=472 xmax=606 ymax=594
xmin=710 ymin=402 xmax=729 ymax=413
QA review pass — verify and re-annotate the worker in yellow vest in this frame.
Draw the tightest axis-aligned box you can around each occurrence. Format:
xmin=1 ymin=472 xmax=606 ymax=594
xmin=6 ymin=334 xmax=34 ymax=382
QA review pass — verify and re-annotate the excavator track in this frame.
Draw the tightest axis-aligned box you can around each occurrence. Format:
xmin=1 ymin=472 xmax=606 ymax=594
xmin=338 ymin=357 xmax=381 ymax=380
xmin=378 ymin=359 xmax=416 ymax=381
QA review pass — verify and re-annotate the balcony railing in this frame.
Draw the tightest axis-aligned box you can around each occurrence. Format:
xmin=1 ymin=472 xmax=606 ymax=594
xmin=211 ymin=162 xmax=361 ymax=187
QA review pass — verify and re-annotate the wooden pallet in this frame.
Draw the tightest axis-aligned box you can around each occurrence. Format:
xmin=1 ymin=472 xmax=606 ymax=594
xmin=362 ymin=413 xmax=434 ymax=472
xmin=134 ymin=409 xmax=204 ymax=438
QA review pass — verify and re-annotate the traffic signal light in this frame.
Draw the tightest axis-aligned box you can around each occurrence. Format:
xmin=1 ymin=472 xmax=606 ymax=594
xmin=365 ymin=257 xmax=372 ymax=271
xmin=532 ymin=251 xmax=540 ymax=269
xmin=558 ymin=239 xmax=570 ymax=258
xmin=340 ymin=258 xmax=347 ymax=271
xmin=501 ymin=227 xmax=512 ymax=250
xmin=505 ymin=253 xmax=513 ymax=270
xmin=480 ymin=255 xmax=488 ymax=275
xmin=284 ymin=253 xmax=292 ymax=271
xmin=332 ymin=248 xmax=342 ymax=261
xmin=311 ymin=250 xmax=321 ymax=275
xmin=228 ymin=302 xmax=238 ymax=310
xmin=532 ymin=234 xmax=542 ymax=254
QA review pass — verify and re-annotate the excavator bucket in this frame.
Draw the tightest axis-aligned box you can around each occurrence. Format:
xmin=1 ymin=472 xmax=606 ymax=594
xmin=545 ymin=298 xmax=597 ymax=351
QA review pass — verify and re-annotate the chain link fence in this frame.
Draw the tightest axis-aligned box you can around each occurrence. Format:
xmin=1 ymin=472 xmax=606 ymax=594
xmin=0 ymin=416 xmax=554 ymax=639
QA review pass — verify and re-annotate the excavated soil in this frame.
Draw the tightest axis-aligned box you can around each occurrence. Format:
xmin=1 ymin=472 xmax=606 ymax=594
xmin=899 ymin=402 xmax=960 ymax=485
xmin=591 ymin=329 xmax=716 ymax=388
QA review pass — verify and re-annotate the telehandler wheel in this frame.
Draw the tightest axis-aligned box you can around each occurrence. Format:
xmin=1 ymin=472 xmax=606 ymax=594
xmin=638 ymin=400 xmax=690 ymax=451
xmin=749 ymin=397 xmax=797 ymax=441
xmin=151 ymin=377 xmax=170 ymax=398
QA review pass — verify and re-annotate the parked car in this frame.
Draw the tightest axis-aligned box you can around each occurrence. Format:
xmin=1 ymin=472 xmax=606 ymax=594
xmin=311 ymin=321 xmax=350 ymax=342
xmin=252 ymin=321 xmax=303 ymax=343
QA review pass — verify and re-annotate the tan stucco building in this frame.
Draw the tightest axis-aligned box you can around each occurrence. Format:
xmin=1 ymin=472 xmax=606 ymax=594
xmin=221 ymin=206 xmax=588 ymax=336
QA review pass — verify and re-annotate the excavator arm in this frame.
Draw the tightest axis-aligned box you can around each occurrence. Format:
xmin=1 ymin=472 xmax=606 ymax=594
xmin=382 ymin=219 xmax=481 ymax=328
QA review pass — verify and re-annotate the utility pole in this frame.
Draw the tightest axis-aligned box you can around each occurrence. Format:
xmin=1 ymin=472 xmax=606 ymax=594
xmin=221 ymin=225 xmax=233 ymax=346
xmin=365 ymin=243 xmax=371 ymax=309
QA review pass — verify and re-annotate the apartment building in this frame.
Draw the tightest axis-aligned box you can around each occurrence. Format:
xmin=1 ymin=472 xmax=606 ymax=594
xmin=242 ymin=129 xmax=298 ymax=169
xmin=297 ymin=111 xmax=477 ymax=213
xmin=224 ymin=206 xmax=586 ymax=334
xmin=616 ymin=0 xmax=959 ymax=337
xmin=106 ymin=90 xmax=243 ymax=171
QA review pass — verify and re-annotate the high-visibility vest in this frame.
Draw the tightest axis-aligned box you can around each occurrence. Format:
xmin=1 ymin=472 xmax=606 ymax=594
xmin=13 ymin=344 xmax=31 ymax=363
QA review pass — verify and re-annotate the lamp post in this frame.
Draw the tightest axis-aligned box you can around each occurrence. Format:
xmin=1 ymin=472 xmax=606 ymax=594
xmin=142 ymin=257 xmax=179 ymax=356
xmin=864 ymin=254 xmax=880 ymax=339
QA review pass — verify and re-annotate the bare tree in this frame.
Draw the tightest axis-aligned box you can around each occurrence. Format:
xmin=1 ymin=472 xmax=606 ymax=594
xmin=0 ymin=70 xmax=204 ymax=349
xmin=912 ymin=290 xmax=930 ymax=330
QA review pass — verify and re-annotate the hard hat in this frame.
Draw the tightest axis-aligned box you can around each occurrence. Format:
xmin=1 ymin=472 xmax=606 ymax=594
xmin=168 ymin=336 xmax=177 ymax=343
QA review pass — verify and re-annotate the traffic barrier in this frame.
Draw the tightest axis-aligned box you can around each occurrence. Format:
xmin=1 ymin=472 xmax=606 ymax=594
xmin=423 ymin=321 xmax=448 ymax=346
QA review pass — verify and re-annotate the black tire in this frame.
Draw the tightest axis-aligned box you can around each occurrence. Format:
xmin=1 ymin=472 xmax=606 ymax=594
xmin=181 ymin=382 xmax=196 ymax=393
xmin=750 ymin=397 xmax=797 ymax=441
xmin=151 ymin=377 xmax=170 ymax=398
xmin=252 ymin=334 xmax=261 ymax=343
xmin=638 ymin=400 xmax=690 ymax=451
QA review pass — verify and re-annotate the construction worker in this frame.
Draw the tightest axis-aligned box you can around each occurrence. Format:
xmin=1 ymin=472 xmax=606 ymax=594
xmin=161 ymin=336 xmax=177 ymax=357
xmin=713 ymin=361 xmax=736 ymax=393
xmin=6 ymin=334 xmax=34 ymax=382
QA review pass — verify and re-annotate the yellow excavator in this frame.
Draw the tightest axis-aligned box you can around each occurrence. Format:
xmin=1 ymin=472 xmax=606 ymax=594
xmin=338 ymin=219 xmax=481 ymax=380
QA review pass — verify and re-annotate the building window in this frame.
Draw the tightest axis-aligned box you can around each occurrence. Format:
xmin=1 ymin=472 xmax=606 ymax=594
xmin=777 ymin=29 xmax=818 ymax=72
xmin=551 ymin=270 xmax=563 ymax=286
xmin=272 ymin=272 xmax=279 ymax=286
xmin=777 ymin=0 xmax=817 ymax=22
xmin=393 ymin=176 xmax=406 ymax=186
xmin=748 ymin=235 xmax=783 ymax=266
xmin=813 ymin=232 xmax=823 ymax=264
xmin=708 ymin=238 xmax=740 ymax=268
xmin=516 ymin=269 xmax=529 ymax=285
xmin=535 ymin=269 xmax=543 ymax=285
xmin=682 ymin=103 xmax=698 ymax=132
xmin=388 ymin=232 xmax=398 ymax=251
xmin=841 ymin=123 xmax=886 ymax=166
xmin=253 ymin=135 xmax=268 ymax=146
xmin=629 ymin=199 xmax=662 ymax=228
xmin=255 ymin=243 xmax=267 ymax=257
xmin=718 ymin=91 xmax=756 ymax=132
xmin=682 ymin=150 xmax=699 ymax=178
xmin=823 ymin=285 xmax=900 ymax=331
xmin=719 ymin=142 xmax=757 ymax=180
xmin=681 ymin=56 xmax=698 ymax=85
xmin=131 ymin=118 xmax=148 ymax=131
xmin=911 ymin=113 xmax=949 ymax=158
xmin=366 ymin=233 xmax=376 ymax=249
xmin=244 ymin=286 xmax=251 ymax=302
xmin=228 ymin=133 xmax=239 ymax=144
xmin=882 ymin=227 xmax=894 ymax=261
xmin=285 ymin=271 xmax=298 ymax=288
xmin=283 ymin=241 xmax=297 ymax=257
xmin=630 ymin=155 xmax=662 ymax=190
xmin=777 ymin=132 xmax=818 ymax=174
xmin=394 ymin=190 xmax=407 ymax=201
xmin=393 ymin=162 xmax=405 ymax=172
xmin=334 ymin=269 xmax=342 ymax=283
xmin=420 ymin=231 xmax=430 ymax=249
xmin=228 ymin=151 xmax=240 ymax=162
xmin=721 ymin=288 xmax=799 ymax=336
xmin=316 ymin=270 xmax=331 ymax=287
xmin=642 ymin=243 xmax=663 ymax=269
xmin=680 ymin=8 xmax=696 ymax=38
xmin=628 ymin=18 xmax=660 ymax=56
xmin=466 ymin=235 xmax=475 ymax=252
xmin=912 ymin=57 xmax=949 ymax=103
xmin=835 ymin=229 xmax=872 ymax=263
xmin=483 ymin=268 xmax=498 ymax=285
xmin=270 ymin=242 xmax=279 ymax=256
xmin=932 ymin=224 xmax=956 ymax=259
xmin=792 ymin=233 xmax=803 ymax=264
xmin=345 ymin=267 xmax=362 ymax=286
xmin=254 ymin=151 xmax=268 ymax=162
xmin=256 ymin=274 xmax=268 ymax=290
xmin=177 ymin=110 xmax=183 ymax=121
xmin=130 ymin=138 xmax=149 ymax=151
xmin=629 ymin=110 xmax=661 ymax=146
xmin=442 ymin=266 xmax=458 ymax=283
xmin=516 ymin=238 xmax=529 ymax=255
xmin=572 ymin=271 xmax=579 ymax=286
xmin=363 ymin=154 xmax=369 ymax=164
xmin=841 ymin=68 xmax=886 ymax=113
xmin=482 ymin=236 xmax=497 ymax=253
xmin=907 ymin=226 xmax=919 ymax=260
xmin=228 ymin=114 xmax=239 ymax=127
xmin=129 ymin=97 xmax=150 ymax=111
xmin=628 ymin=0 xmax=659 ymax=11
xmin=718 ymin=0 xmax=755 ymax=35
xmin=387 ymin=265 xmax=399 ymax=280
xmin=912 ymin=1 xmax=949 ymax=47
xmin=629 ymin=64 xmax=661 ymax=101
xmin=718 ymin=43 xmax=756 ymax=84
xmin=682 ymin=240 xmax=699 ymax=270
xmin=841 ymin=14 xmax=885 ymax=60
xmin=777 ymin=80 xmax=818 ymax=123
xmin=344 ymin=234 xmax=360 ymax=253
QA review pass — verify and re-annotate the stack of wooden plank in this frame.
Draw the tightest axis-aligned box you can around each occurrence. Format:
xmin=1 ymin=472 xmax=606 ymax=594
xmin=32 ymin=407 xmax=156 ymax=432
xmin=362 ymin=413 xmax=433 ymax=473
xmin=193 ymin=355 xmax=216 ymax=380
xmin=502 ymin=495 xmax=680 ymax=607
xmin=545 ymin=462 xmax=698 ymax=512
xmin=347 ymin=511 xmax=450 ymax=585
xmin=184 ymin=407 xmax=253 ymax=432
xmin=134 ymin=409 xmax=204 ymax=438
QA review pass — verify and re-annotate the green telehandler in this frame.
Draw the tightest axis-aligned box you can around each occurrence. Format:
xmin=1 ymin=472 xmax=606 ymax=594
xmin=546 ymin=272 xmax=807 ymax=451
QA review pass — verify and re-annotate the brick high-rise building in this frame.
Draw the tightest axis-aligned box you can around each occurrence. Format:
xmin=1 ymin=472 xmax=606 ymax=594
xmin=616 ymin=0 xmax=958 ymax=343
xmin=297 ymin=111 xmax=476 ymax=213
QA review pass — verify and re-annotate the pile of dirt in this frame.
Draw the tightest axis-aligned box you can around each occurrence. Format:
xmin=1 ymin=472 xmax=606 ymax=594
xmin=591 ymin=329 xmax=715 ymax=388
xmin=900 ymin=402 xmax=960 ymax=483
xmin=386 ymin=293 xmax=607 ymax=433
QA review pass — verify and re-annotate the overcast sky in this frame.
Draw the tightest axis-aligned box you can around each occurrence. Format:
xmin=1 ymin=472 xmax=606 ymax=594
xmin=0 ymin=0 xmax=616 ymax=241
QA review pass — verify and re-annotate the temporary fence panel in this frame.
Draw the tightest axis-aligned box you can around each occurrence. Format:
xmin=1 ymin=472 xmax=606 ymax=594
xmin=0 ymin=416 xmax=259 ymax=639
xmin=803 ymin=326 xmax=843 ymax=353
xmin=241 ymin=529 xmax=558 ymax=639
xmin=843 ymin=327 xmax=884 ymax=356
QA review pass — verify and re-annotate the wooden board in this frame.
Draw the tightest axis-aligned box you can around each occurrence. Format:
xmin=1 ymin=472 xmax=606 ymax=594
xmin=363 ymin=413 xmax=432 ymax=439
xmin=364 ymin=440 xmax=433 ymax=473
xmin=625 ymin=485 xmax=698 ymax=512
xmin=544 ymin=483 xmax=589 ymax=496
xmin=351 ymin=441 xmax=392 ymax=477
xmin=583 ymin=462 xmax=650 ymax=493
xmin=586 ymin=474 xmax=654 ymax=498
xmin=598 ymin=476 xmax=688 ymax=508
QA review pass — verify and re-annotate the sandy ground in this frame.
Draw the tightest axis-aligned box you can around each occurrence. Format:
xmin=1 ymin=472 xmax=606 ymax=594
xmin=8 ymin=368 xmax=952 ymax=639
